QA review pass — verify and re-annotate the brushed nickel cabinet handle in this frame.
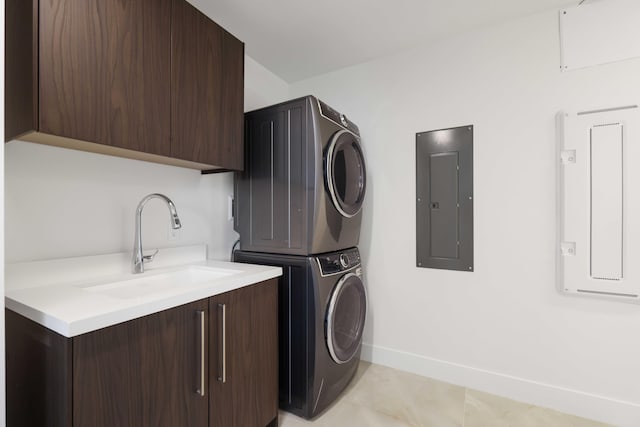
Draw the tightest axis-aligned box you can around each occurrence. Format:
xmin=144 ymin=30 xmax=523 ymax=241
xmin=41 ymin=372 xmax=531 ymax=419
xmin=196 ymin=310 xmax=206 ymax=396
xmin=217 ymin=303 xmax=227 ymax=383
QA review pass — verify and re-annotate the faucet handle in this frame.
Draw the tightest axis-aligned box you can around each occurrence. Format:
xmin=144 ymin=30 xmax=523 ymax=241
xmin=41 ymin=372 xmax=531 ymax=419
xmin=143 ymin=249 xmax=159 ymax=263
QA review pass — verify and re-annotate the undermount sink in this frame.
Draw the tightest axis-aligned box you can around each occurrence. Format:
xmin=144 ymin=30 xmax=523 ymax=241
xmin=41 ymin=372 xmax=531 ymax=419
xmin=79 ymin=266 xmax=242 ymax=300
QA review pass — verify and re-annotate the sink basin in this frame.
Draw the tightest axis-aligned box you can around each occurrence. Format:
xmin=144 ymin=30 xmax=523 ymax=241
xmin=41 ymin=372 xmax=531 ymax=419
xmin=79 ymin=266 xmax=241 ymax=300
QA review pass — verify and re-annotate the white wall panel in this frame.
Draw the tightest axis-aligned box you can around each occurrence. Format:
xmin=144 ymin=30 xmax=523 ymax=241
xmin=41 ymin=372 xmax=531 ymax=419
xmin=560 ymin=0 xmax=640 ymax=70
xmin=558 ymin=106 xmax=639 ymax=301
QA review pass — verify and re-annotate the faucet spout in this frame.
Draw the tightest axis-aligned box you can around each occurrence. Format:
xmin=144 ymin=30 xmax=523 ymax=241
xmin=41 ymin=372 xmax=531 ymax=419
xmin=132 ymin=193 xmax=182 ymax=274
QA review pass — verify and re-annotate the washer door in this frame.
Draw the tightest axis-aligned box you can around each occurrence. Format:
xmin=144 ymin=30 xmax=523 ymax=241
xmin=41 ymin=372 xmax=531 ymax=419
xmin=326 ymin=272 xmax=367 ymax=364
xmin=325 ymin=130 xmax=367 ymax=218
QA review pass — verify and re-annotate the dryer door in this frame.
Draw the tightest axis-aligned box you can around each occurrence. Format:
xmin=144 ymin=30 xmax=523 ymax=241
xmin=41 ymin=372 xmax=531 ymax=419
xmin=325 ymin=130 xmax=367 ymax=218
xmin=326 ymin=272 xmax=367 ymax=364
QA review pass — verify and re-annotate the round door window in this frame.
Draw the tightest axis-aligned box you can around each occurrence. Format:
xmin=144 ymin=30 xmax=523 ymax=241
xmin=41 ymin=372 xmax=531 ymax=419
xmin=325 ymin=130 xmax=367 ymax=218
xmin=326 ymin=273 xmax=367 ymax=364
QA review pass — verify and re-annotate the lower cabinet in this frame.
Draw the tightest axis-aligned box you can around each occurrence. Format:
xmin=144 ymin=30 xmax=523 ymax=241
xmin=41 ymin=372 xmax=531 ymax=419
xmin=73 ymin=299 xmax=209 ymax=427
xmin=210 ymin=280 xmax=278 ymax=427
xmin=5 ymin=278 xmax=278 ymax=427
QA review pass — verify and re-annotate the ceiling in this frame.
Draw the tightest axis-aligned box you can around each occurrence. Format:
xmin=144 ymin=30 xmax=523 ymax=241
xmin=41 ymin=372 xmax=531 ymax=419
xmin=190 ymin=0 xmax=579 ymax=83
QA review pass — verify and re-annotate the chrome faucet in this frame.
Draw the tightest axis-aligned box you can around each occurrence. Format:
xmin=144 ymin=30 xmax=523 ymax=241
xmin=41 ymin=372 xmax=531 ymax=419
xmin=132 ymin=193 xmax=182 ymax=274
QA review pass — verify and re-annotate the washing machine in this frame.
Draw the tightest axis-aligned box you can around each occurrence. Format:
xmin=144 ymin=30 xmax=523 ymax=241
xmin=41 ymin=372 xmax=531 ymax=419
xmin=234 ymin=95 xmax=367 ymax=255
xmin=233 ymin=247 xmax=367 ymax=419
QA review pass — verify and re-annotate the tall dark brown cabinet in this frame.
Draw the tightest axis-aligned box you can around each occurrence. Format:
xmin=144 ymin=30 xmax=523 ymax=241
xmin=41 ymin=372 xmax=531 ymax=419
xmin=5 ymin=0 xmax=244 ymax=172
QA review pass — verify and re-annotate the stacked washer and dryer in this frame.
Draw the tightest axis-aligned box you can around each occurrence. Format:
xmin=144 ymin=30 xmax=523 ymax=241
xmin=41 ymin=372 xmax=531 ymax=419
xmin=233 ymin=96 xmax=367 ymax=419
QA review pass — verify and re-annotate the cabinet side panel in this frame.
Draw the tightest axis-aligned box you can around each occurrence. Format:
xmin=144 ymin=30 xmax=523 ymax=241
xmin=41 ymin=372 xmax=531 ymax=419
xmin=251 ymin=279 xmax=279 ymax=425
xmin=218 ymin=30 xmax=244 ymax=170
xmin=38 ymin=0 xmax=171 ymax=154
xmin=5 ymin=0 xmax=38 ymax=141
xmin=5 ymin=309 xmax=72 ymax=427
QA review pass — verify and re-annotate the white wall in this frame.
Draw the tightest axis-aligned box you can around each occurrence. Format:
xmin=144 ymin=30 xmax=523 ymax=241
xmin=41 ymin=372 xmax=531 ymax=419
xmin=245 ymin=55 xmax=290 ymax=111
xmin=5 ymin=54 xmax=289 ymax=264
xmin=5 ymin=143 xmax=234 ymax=262
xmin=291 ymin=8 xmax=640 ymax=427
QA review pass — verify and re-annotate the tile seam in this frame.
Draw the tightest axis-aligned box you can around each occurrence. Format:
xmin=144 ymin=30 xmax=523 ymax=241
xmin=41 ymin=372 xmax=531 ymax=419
xmin=462 ymin=387 xmax=468 ymax=427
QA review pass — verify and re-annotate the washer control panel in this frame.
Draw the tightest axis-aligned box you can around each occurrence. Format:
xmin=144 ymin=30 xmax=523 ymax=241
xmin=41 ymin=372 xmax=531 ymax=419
xmin=317 ymin=248 xmax=361 ymax=275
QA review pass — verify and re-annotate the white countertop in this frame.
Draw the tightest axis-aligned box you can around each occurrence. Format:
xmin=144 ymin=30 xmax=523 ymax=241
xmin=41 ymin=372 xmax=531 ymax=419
xmin=5 ymin=245 xmax=282 ymax=337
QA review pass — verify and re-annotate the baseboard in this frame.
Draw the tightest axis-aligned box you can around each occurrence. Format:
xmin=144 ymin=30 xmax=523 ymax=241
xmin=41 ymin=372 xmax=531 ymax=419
xmin=360 ymin=343 xmax=640 ymax=427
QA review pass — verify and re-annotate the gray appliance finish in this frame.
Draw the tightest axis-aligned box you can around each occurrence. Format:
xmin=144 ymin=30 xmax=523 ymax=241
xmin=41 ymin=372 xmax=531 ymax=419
xmin=235 ymin=95 xmax=367 ymax=256
xmin=416 ymin=125 xmax=474 ymax=272
xmin=233 ymin=248 xmax=367 ymax=419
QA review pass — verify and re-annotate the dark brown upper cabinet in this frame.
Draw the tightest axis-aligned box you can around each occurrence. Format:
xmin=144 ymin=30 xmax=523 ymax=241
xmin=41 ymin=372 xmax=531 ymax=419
xmin=38 ymin=0 xmax=172 ymax=158
xmin=5 ymin=0 xmax=244 ymax=172
xmin=172 ymin=0 xmax=244 ymax=171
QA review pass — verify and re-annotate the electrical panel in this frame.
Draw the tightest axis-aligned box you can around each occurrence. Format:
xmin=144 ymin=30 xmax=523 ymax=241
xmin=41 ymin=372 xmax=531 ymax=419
xmin=416 ymin=126 xmax=473 ymax=272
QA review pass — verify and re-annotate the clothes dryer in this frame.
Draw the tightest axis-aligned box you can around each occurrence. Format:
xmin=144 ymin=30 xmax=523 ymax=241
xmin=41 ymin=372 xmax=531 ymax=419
xmin=233 ymin=248 xmax=367 ymax=419
xmin=235 ymin=96 xmax=366 ymax=255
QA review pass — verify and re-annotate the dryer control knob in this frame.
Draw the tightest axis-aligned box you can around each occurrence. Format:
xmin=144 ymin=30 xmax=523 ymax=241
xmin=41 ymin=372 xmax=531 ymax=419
xmin=339 ymin=254 xmax=349 ymax=268
xmin=340 ymin=114 xmax=348 ymax=127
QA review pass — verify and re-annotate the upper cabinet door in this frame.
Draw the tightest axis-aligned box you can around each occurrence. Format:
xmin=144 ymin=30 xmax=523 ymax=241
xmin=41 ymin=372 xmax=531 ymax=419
xmin=171 ymin=0 xmax=244 ymax=170
xmin=38 ymin=0 xmax=172 ymax=155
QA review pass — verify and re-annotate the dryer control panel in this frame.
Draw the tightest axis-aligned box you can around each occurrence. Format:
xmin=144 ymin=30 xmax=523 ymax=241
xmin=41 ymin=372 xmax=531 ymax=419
xmin=318 ymin=99 xmax=360 ymax=136
xmin=317 ymin=248 xmax=361 ymax=275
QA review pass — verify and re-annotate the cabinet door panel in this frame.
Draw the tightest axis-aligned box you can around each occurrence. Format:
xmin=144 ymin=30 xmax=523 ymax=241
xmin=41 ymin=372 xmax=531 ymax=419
xmin=171 ymin=0 xmax=244 ymax=169
xmin=39 ymin=0 xmax=171 ymax=155
xmin=73 ymin=300 xmax=208 ymax=427
xmin=210 ymin=280 xmax=278 ymax=427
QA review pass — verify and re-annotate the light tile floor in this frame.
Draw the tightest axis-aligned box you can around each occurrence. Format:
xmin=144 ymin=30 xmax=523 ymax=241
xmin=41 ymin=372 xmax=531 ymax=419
xmin=279 ymin=362 xmax=614 ymax=427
